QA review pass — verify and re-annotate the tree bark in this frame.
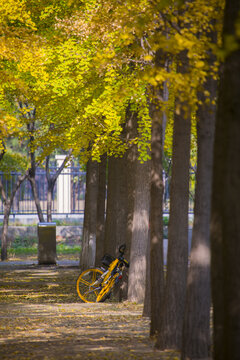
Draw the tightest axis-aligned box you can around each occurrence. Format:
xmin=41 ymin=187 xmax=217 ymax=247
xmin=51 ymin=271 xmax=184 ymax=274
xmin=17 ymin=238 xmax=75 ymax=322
xmin=29 ymin=174 xmax=45 ymax=222
xmin=95 ymin=154 xmax=107 ymax=267
xmin=46 ymin=156 xmax=55 ymax=223
xmin=80 ymin=159 xmax=99 ymax=270
xmin=149 ymin=98 xmax=165 ymax=336
xmin=104 ymin=155 xmax=128 ymax=257
xmin=120 ymin=110 xmax=139 ymax=301
xmin=28 ymin=136 xmax=45 ymax=222
xmin=103 ymin=156 xmax=116 ymax=256
xmin=27 ymin=120 xmax=45 ymax=222
xmin=211 ymin=0 xmax=240 ymax=358
xmin=181 ymin=77 xmax=217 ymax=359
xmin=0 ymin=199 xmax=11 ymax=261
xmin=181 ymin=25 xmax=218 ymax=358
xmin=103 ymin=111 xmax=137 ymax=301
xmin=157 ymin=51 xmax=191 ymax=349
xmin=143 ymin=229 xmax=151 ymax=317
xmin=47 ymin=182 xmax=54 ymax=222
xmin=127 ymin=158 xmax=150 ymax=303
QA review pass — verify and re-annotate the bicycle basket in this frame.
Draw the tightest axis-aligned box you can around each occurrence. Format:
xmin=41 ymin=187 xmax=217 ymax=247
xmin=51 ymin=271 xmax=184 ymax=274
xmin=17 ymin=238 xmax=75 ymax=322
xmin=101 ymin=254 xmax=115 ymax=268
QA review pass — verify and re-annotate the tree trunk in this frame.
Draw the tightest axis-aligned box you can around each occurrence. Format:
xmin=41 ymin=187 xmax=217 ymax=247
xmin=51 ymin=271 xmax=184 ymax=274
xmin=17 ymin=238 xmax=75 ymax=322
xmin=0 ymin=200 xmax=11 ymax=261
xmin=28 ymin=149 xmax=45 ymax=222
xmin=181 ymin=76 xmax=217 ymax=359
xmin=211 ymin=0 xmax=240 ymax=358
xmin=0 ymin=172 xmax=29 ymax=260
xmin=46 ymin=156 xmax=55 ymax=223
xmin=103 ymin=110 xmax=139 ymax=301
xmin=143 ymin=229 xmax=151 ymax=317
xmin=157 ymin=52 xmax=191 ymax=349
xmin=95 ymin=154 xmax=107 ymax=267
xmin=120 ymin=110 xmax=140 ymax=301
xmin=27 ymin=120 xmax=45 ymax=222
xmin=149 ymin=99 xmax=165 ymax=336
xmin=103 ymin=156 xmax=118 ymax=256
xmin=143 ymin=76 xmax=168 ymax=318
xmin=127 ymin=158 xmax=150 ymax=303
xmin=29 ymin=176 xmax=45 ymax=222
xmin=80 ymin=159 xmax=99 ymax=270
xmin=47 ymin=183 xmax=53 ymax=222
xmin=104 ymin=155 xmax=128 ymax=257
xmin=181 ymin=26 xmax=218 ymax=358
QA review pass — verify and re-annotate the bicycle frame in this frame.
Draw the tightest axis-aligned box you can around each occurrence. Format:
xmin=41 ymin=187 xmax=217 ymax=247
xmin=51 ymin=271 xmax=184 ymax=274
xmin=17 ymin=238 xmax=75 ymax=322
xmin=76 ymin=244 xmax=129 ymax=303
xmin=96 ymin=251 xmax=130 ymax=302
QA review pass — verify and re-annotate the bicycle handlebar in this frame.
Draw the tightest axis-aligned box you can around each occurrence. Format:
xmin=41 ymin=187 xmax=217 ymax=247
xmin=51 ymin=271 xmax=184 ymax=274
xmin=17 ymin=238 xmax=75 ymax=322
xmin=117 ymin=244 xmax=130 ymax=267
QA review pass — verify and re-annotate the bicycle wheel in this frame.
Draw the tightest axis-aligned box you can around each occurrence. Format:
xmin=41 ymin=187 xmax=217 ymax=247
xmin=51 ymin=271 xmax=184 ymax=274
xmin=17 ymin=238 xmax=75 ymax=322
xmin=76 ymin=268 xmax=104 ymax=303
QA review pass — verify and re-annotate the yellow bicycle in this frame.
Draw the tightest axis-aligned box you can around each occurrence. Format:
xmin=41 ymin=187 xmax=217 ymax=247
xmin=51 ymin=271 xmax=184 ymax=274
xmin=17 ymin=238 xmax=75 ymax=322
xmin=76 ymin=244 xmax=129 ymax=303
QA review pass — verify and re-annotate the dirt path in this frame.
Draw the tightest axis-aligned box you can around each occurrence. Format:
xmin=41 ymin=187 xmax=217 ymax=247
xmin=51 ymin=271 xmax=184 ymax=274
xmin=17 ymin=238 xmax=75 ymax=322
xmin=0 ymin=264 xmax=179 ymax=359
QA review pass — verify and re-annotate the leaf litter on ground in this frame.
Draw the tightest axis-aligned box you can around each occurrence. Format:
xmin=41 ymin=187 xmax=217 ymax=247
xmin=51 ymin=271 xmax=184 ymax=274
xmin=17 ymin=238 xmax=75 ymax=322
xmin=0 ymin=265 xmax=180 ymax=360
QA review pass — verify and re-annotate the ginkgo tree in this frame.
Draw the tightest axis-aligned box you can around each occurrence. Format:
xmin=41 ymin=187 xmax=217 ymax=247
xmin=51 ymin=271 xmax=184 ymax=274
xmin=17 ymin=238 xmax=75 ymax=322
xmin=16 ymin=30 xmax=151 ymax=162
xmin=0 ymin=4 xmax=228 ymax=360
xmin=0 ymin=0 xmax=75 ymax=260
xmin=0 ymin=0 xmax=35 ymax=149
xmin=0 ymin=0 xmax=36 ymax=260
xmin=1 ymin=0 xmax=224 ymax=162
xmin=64 ymin=1 xmax=224 ymax=358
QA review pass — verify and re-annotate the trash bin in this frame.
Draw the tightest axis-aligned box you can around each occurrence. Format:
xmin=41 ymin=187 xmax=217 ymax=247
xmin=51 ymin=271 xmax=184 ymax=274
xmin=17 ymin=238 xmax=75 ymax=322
xmin=38 ymin=222 xmax=56 ymax=265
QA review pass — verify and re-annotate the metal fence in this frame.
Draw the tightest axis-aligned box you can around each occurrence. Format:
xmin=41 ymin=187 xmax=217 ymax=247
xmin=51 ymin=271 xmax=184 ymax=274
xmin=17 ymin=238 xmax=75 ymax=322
xmin=0 ymin=167 xmax=86 ymax=215
xmin=0 ymin=167 xmax=193 ymax=216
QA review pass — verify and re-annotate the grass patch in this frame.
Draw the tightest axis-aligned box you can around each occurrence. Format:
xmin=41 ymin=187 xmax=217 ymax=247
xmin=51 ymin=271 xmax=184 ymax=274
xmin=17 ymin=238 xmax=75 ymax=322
xmin=7 ymin=244 xmax=81 ymax=257
xmin=57 ymin=244 xmax=81 ymax=254
xmin=8 ymin=247 xmax=38 ymax=256
xmin=54 ymin=219 xmax=82 ymax=226
xmin=4 ymin=235 xmax=81 ymax=259
xmin=163 ymin=216 xmax=169 ymax=226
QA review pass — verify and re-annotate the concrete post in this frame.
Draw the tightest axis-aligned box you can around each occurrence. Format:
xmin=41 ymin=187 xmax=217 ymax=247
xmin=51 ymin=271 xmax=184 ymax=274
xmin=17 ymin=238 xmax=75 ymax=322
xmin=55 ymin=155 xmax=71 ymax=214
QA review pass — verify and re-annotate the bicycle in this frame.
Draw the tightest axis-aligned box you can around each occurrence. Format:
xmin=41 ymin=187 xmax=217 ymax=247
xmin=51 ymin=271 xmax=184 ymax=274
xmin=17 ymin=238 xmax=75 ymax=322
xmin=76 ymin=244 xmax=129 ymax=303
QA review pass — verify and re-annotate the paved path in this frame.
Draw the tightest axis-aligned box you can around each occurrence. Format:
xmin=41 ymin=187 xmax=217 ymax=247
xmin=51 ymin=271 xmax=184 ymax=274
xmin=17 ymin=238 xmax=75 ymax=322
xmin=0 ymin=262 xmax=180 ymax=359
xmin=0 ymin=259 xmax=79 ymax=269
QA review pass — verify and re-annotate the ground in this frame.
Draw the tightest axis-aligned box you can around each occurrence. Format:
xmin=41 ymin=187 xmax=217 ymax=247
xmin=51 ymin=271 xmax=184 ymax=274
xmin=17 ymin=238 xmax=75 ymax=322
xmin=0 ymin=257 xmax=180 ymax=360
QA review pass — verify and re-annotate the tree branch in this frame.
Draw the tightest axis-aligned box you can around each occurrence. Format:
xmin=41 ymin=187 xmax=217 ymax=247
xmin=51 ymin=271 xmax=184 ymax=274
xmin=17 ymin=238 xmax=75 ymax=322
xmin=0 ymin=176 xmax=7 ymax=203
xmin=52 ymin=149 xmax=73 ymax=186
xmin=0 ymin=139 xmax=6 ymax=162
